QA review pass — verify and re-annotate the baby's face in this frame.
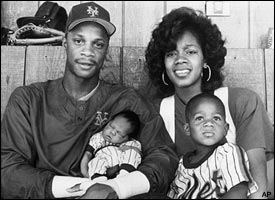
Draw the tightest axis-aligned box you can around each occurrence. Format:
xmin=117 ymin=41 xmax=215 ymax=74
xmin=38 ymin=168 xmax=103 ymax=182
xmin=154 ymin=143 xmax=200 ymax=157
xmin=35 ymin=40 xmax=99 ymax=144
xmin=188 ymin=101 xmax=228 ymax=146
xmin=102 ymin=116 xmax=130 ymax=144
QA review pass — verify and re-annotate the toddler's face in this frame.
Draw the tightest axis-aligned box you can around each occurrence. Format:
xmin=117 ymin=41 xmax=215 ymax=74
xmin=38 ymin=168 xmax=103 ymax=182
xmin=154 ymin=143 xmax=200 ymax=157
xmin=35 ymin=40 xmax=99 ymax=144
xmin=187 ymin=101 xmax=228 ymax=146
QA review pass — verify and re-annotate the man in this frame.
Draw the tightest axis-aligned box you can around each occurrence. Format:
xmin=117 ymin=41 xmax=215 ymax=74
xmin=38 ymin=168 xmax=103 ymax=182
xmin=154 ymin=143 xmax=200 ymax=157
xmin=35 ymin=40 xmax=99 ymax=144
xmin=1 ymin=2 xmax=178 ymax=199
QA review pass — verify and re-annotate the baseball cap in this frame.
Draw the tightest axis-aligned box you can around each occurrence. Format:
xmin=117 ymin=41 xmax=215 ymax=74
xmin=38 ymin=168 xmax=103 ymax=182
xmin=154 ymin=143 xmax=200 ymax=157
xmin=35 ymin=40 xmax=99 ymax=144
xmin=65 ymin=2 xmax=116 ymax=36
xmin=17 ymin=1 xmax=67 ymax=32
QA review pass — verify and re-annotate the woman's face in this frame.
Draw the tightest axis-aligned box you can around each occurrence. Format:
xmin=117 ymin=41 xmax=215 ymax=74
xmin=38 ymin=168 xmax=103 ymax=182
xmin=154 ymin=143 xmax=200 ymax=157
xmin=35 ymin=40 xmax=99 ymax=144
xmin=64 ymin=22 xmax=109 ymax=79
xmin=164 ymin=30 xmax=205 ymax=90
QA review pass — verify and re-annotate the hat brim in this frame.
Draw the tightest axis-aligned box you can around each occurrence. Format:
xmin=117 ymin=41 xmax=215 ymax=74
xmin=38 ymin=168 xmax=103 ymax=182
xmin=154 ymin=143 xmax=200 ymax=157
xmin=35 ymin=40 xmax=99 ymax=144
xmin=67 ymin=18 xmax=116 ymax=36
xmin=17 ymin=17 xmax=47 ymax=28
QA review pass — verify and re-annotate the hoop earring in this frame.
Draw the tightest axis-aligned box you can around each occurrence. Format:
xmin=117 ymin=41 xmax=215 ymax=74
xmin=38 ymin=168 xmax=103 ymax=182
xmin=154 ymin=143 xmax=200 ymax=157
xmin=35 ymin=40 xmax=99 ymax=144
xmin=203 ymin=64 xmax=212 ymax=82
xmin=162 ymin=72 xmax=169 ymax=86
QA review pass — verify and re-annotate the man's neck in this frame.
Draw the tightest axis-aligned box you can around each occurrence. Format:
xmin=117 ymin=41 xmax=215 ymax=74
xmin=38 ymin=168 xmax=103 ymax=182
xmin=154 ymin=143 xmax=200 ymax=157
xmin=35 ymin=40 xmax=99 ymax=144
xmin=62 ymin=74 xmax=99 ymax=100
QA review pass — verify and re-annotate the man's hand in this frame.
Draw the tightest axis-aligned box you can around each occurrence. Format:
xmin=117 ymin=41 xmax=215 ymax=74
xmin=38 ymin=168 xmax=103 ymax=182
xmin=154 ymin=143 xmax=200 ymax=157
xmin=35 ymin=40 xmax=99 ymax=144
xmin=79 ymin=183 xmax=118 ymax=199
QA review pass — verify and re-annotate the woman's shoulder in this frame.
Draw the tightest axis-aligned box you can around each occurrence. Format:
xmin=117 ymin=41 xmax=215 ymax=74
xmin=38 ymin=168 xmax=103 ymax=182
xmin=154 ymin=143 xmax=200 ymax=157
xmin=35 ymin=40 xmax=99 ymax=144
xmin=227 ymin=87 xmax=262 ymax=105
xmin=225 ymin=87 xmax=266 ymax=120
xmin=227 ymin=87 xmax=259 ymax=98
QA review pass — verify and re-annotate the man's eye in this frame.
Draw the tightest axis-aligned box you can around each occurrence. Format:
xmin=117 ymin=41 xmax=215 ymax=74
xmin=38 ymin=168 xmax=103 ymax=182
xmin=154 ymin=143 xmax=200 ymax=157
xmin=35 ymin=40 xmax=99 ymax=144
xmin=74 ymin=39 xmax=83 ymax=45
xmin=95 ymin=43 xmax=105 ymax=49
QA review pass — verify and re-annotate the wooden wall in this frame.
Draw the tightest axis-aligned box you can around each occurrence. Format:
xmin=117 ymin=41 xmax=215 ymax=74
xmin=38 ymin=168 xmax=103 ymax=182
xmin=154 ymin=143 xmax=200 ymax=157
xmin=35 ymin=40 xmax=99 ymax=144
xmin=1 ymin=46 xmax=274 ymax=125
xmin=1 ymin=1 xmax=274 ymax=123
xmin=1 ymin=1 xmax=274 ymax=48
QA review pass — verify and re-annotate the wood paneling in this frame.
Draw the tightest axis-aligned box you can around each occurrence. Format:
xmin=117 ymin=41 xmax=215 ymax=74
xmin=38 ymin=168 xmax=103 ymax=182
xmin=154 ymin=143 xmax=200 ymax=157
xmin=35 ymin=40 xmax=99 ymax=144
xmin=166 ymin=1 xmax=205 ymax=13
xmin=1 ymin=46 xmax=25 ymax=119
xmin=25 ymin=46 xmax=66 ymax=85
xmin=1 ymin=1 xmax=38 ymax=30
xmin=250 ymin=1 xmax=274 ymax=48
xmin=94 ymin=1 xmax=123 ymax=47
xmin=210 ymin=1 xmax=249 ymax=48
xmin=265 ymin=49 xmax=274 ymax=123
xmin=223 ymin=48 xmax=266 ymax=105
xmin=122 ymin=47 xmax=148 ymax=90
xmin=1 ymin=1 xmax=274 ymax=48
xmin=1 ymin=46 xmax=274 ymax=123
xmin=124 ymin=1 xmax=164 ymax=47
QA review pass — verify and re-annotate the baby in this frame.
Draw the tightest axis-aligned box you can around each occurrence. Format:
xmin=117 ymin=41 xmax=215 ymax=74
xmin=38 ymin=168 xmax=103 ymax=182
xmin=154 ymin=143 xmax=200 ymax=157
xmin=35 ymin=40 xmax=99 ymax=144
xmin=81 ymin=110 xmax=142 ymax=181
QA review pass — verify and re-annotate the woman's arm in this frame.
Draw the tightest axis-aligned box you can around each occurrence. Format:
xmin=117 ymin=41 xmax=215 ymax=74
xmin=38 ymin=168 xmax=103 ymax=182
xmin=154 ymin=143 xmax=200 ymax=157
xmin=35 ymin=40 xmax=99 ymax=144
xmin=228 ymin=88 xmax=273 ymax=199
xmin=221 ymin=182 xmax=248 ymax=199
xmin=267 ymin=158 xmax=274 ymax=199
xmin=246 ymin=148 xmax=268 ymax=199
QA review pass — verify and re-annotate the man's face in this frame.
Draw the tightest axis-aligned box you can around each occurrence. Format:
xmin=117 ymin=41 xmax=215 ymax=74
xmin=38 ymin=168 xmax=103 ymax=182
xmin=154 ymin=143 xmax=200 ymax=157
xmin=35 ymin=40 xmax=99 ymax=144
xmin=64 ymin=21 xmax=109 ymax=79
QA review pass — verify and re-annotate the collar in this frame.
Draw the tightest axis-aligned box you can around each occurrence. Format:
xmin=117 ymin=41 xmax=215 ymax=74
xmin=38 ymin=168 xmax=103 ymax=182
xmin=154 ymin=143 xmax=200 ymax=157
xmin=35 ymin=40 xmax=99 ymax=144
xmin=78 ymin=81 xmax=100 ymax=101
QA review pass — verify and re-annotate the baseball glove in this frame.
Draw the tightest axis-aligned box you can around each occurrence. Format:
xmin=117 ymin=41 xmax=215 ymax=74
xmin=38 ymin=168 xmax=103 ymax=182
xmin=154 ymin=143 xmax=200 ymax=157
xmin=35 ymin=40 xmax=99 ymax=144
xmin=8 ymin=23 xmax=64 ymax=45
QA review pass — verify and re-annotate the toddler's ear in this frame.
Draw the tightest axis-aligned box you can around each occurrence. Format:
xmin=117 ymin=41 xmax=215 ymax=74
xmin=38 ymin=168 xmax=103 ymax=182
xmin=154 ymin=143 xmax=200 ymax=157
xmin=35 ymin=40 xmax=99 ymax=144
xmin=224 ymin=123 xmax=229 ymax=136
xmin=183 ymin=123 xmax=191 ymax=136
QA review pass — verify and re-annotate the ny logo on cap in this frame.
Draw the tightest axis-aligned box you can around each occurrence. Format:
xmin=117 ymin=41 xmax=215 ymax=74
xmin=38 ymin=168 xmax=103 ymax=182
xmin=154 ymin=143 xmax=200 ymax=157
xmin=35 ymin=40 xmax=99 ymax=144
xmin=87 ymin=6 xmax=99 ymax=17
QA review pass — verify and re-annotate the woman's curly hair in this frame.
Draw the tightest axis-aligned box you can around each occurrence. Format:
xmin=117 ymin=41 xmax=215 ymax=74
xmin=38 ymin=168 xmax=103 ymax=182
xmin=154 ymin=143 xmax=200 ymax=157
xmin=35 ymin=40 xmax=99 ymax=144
xmin=145 ymin=7 xmax=227 ymax=98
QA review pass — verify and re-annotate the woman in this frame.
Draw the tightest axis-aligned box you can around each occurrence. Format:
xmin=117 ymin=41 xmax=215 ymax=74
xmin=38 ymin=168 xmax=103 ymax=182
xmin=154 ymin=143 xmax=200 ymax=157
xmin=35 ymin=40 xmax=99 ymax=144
xmin=145 ymin=7 xmax=274 ymax=199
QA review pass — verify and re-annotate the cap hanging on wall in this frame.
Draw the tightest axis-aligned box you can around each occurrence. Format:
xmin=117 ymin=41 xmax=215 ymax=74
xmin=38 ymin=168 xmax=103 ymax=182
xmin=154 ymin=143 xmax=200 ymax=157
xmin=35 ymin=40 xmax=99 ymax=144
xmin=16 ymin=1 xmax=67 ymax=32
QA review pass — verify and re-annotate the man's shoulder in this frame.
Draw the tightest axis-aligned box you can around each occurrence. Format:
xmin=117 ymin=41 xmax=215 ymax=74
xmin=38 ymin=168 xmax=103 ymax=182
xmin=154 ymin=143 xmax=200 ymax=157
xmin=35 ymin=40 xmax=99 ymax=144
xmin=11 ymin=78 xmax=62 ymax=100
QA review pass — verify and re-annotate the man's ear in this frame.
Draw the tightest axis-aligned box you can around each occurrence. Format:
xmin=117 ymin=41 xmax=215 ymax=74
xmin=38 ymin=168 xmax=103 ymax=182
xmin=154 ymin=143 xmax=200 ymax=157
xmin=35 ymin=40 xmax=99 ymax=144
xmin=184 ymin=123 xmax=191 ymax=136
xmin=63 ymin=37 xmax=67 ymax=49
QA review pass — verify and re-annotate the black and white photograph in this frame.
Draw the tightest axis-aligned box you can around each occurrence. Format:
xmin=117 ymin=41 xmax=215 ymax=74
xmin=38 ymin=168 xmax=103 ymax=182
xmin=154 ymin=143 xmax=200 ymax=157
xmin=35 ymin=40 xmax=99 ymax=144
xmin=1 ymin=1 xmax=274 ymax=199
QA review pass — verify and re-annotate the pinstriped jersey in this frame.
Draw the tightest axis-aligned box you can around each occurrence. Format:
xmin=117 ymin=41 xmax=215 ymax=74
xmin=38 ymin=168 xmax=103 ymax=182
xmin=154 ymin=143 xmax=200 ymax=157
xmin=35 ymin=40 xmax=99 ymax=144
xmin=167 ymin=142 xmax=258 ymax=199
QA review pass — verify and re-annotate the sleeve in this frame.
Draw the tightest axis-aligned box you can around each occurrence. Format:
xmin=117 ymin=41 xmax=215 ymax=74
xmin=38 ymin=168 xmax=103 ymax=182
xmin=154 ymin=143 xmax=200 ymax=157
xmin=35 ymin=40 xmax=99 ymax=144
xmin=228 ymin=88 xmax=274 ymax=157
xmin=217 ymin=143 xmax=258 ymax=195
xmin=1 ymin=87 xmax=55 ymax=199
xmin=110 ymin=89 xmax=179 ymax=194
xmin=87 ymin=132 xmax=103 ymax=153
xmin=120 ymin=140 xmax=142 ymax=169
